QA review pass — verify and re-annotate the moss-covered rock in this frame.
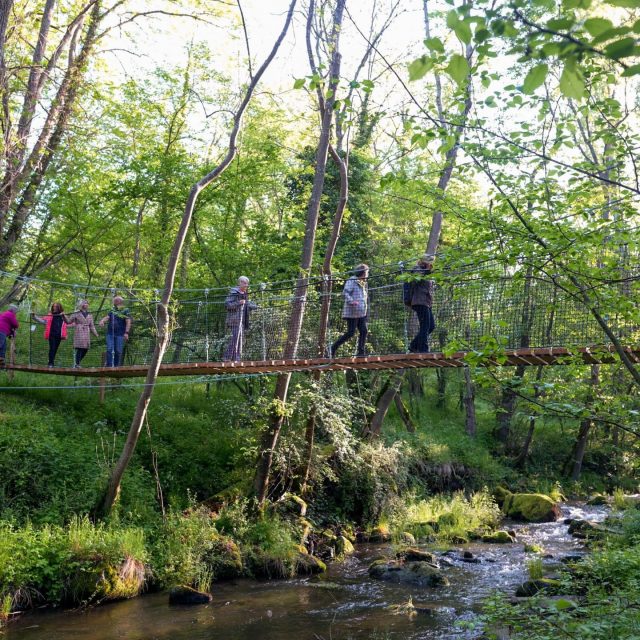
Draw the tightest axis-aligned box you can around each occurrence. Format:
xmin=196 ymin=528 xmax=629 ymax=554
xmin=493 ymin=486 xmax=512 ymax=507
xmin=295 ymin=552 xmax=327 ymax=576
xmin=502 ymin=493 xmax=560 ymax=522
xmin=335 ymin=536 xmax=355 ymax=559
xmin=567 ymin=519 xmax=617 ymax=540
xmin=369 ymin=560 xmax=449 ymax=587
xmin=396 ymin=548 xmax=438 ymax=564
xmin=515 ymin=578 xmax=562 ymax=597
xmin=368 ymin=525 xmax=392 ymax=543
xmin=586 ymin=494 xmax=609 ymax=506
xmin=205 ymin=534 xmax=243 ymax=580
xmin=482 ymin=530 xmax=516 ymax=544
xmin=524 ymin=543 xmax=544 ymax=553
xmin=168 ymin=585 xmax=212 ymax=605
xmin=63 ymin=555 xmax=146 ymax=605
xmin=399 ymin=531 xmax=416 ymax=545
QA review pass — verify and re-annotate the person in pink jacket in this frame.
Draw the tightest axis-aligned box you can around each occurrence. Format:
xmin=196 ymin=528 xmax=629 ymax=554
xmin=0 ymin=304 xmax=19 ymax=365
xmin=33 ymin=302 xmax=68 ymax=367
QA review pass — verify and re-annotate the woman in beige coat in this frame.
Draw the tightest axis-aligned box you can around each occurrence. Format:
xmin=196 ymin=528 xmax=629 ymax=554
xmin=67 ymin=300 xmax=99 ymax=367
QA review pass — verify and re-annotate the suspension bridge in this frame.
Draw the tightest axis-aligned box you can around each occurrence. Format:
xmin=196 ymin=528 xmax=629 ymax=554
xmin=1 ymin=260 xmax=639 ymax=378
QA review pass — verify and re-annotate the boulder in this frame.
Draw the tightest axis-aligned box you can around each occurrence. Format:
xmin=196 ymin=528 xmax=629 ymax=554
xmin=369 ymin=560 xmax=449 ymax=587
xmin=335 ymin=536 xmax=355 ymax=558
xmin=399 ymin=532 xmax=416 ymax=545
xmin=515 ymin=578 xmax=561 ymax=598
xmin=396 ymin=548 xmax=438 ymax=564
xmin=524 ymin=543 xmax=544 ymax=553
xmin=567 ymin=519 xmax=613 ymax=540
xmin=586 ymin=494 xmax=609 ymax=506
xmin=169 ymin=586 xmax=212 ymax=605
xmin=502 ymin=493 xmax=560 ymax=522
xmin=367 ymin=525 xmax=392 ymax=543
xmin=295 ymin=552 xmax=327 ymax=576
xmin=482 ymin=530 xmax=516 ymax=544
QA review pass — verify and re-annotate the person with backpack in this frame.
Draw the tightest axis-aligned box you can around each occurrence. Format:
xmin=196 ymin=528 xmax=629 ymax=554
xmin=330 ymin=263 xmax=369 ymax=358
xmin=33 ymin=302 xmax=68 ymax=367
xmin=0 ymin=304 xmax=19 ymax=366
xmin=405 ymin=255 xmax=435 ymax=353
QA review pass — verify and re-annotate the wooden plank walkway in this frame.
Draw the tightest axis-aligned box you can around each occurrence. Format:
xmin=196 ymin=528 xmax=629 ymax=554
xmin=5 ymin=345 xmax=640 ymax=379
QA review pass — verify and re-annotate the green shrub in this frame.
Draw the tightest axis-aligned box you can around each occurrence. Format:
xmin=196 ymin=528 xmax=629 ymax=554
xmin=392 ymin=490 xmax=501 ymax=542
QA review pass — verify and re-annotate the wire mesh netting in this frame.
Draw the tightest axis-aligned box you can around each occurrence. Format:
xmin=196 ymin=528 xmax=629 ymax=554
xmin=1 ymin=263 xmax=639 ymax=370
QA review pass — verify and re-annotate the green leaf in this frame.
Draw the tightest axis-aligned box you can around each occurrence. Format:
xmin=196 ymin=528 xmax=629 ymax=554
xmin=445 ymin=54 xmax=470 ymax=86
xmin=454 ymin=19 xmax=473 ymax=44
xmin=634 ymin=19 xmax=640 ymax=34
xmin=547 ymin=18 xmax=574 ymax=30
xmin=408 ymin=56 xmax=434 ymax=81
xmin=563 ymin=0 xmax=591 ymax=8
xmin=554 ymin=599 xmax=577 ymax=610
xmin=621 ymin=63 xmax=640 ymax=76
xmin=425 ymin=37 xmax=445 ymax=53
xmin=522 ymin=63 xmax=549 ymax=93
xmin=606 ymin=0 xmax=640 ymax=6
xmin=293 ymin=78 xmax=305 ymax=89
xmin=559 ymin=64 xmax=585 ymax=99
xmin=584 ymin=17 xmax=614 ymax=37
xmin=446 ymin=9 xmax=459 ymax=29
xmin=592 ymin=26 xmax=632 ymax=44
xmin=604 ymin=37 xmax=637 ymax=59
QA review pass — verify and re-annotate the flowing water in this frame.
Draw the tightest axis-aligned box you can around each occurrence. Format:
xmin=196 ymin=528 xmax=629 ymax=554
xmin=6 ymin=503 xmax=607 ymax=640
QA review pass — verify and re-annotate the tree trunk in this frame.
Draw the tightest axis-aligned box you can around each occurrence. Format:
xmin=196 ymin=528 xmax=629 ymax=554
xmin=514 ymin=365 xmax=544 ymax=467
xmin=253 ymin=0 xmax=345 ymax=507
xmin=394 ymin=393 xmax=416 ymax=433
xmin=569 ymin=364 xmax=600 ymax=481
xmin=463 ymin=366 xmax=476 ymax=437
xmin=95 ymin=0 xmax=298 ymax=518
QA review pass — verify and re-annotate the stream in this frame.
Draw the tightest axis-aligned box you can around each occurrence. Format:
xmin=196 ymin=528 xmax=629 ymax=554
xmin=6 ymin=503 xmax=607 ymax=640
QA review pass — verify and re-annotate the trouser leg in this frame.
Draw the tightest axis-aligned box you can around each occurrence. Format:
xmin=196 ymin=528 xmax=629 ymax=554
xmin=224 ymin=325 xmax=243 ymax=361
xmin=356 ymin=317 xmax=368 ymax=355
xmin=114 ymin=336 xmax=125 ymax=367
xmin=75 ymin=348 xmax=88 ymax=365
xmin=106 ymin=334 xmax=114 ymax=367
xmin=331 ymin=318 xmax=357 ymax=356
xmin=48 ymin=336 xmax=62 ymax=365
xmin=411 ymin=305 xmax=431 ymax=353
xmin=0 ymin=333 xmax=6 ymax=360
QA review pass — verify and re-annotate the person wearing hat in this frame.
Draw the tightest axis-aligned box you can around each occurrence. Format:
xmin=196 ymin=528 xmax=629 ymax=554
xmin=0 ymin=304 xmax=19 ymax=365
xmin=223 ymin=276 xmax=257 ymax=361
xmin=99 ymin=296 xmax=131 ymax=367
xmin=330 ymin=263 xmax=369 ymax=358
xmin=407 ymin=255 xmax=435 ymax=353
xmin=67 ymin=300 xmax=99 ymax=368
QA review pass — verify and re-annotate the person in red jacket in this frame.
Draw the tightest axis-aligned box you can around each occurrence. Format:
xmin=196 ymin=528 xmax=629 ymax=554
xmin=33 ymin=302 xmax=68 ymax=367
xmin=0 ymin=304 xmax=19 ymax=365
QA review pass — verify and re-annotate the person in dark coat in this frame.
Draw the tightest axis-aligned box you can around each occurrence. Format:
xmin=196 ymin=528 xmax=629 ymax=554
xmin=330 ymin=263 xmax=369 ymax=357
xmin=99 ymin=296 xmax=131 ymax=367
xmin=407 ymin=255 xmax=435 ymax=353
xmin=0 ymin=304 xmax=19 ymax=365
xmin=33 ymin=302 xmax=68 ymax=367
xmin=223 ymin=276 xmax=257 ymax=361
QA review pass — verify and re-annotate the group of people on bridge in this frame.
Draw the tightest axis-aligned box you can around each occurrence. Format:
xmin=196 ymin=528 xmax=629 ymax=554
xmin=0 ymin=296 xmax=131 ymax=368
xmin=223 ymin=255 xmax=436 ymax=361
xmin=0 ymin=256 xmax=435 ymax=369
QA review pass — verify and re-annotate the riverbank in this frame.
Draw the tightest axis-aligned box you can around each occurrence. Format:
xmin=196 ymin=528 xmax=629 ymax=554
xmin=4 ymin=502 xmax=623 ymax=639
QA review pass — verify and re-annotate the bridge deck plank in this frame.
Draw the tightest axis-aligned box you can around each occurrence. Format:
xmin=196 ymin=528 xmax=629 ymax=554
xmin=5 ymin=345 xmax=639 ymax=379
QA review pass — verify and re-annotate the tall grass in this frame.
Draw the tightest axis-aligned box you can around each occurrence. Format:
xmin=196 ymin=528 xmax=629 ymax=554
xmin=392 ymin=489 xmax=501 ymax=542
